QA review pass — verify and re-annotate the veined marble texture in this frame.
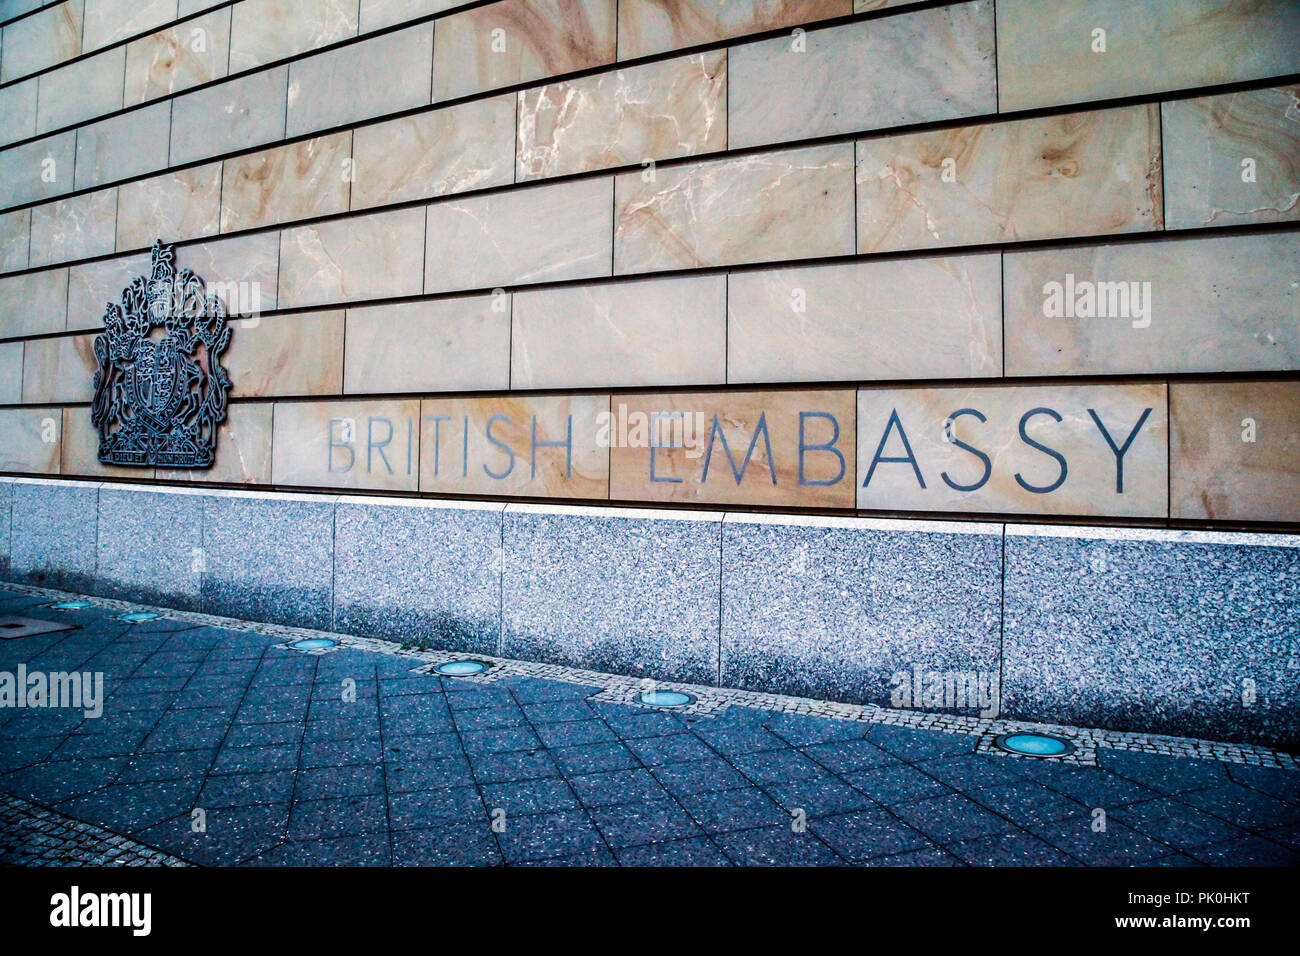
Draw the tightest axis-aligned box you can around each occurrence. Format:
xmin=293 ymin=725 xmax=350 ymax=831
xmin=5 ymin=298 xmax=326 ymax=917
xmin=82 ymin=0 xmax=175 ymax=52
xmin=614 ymin=142 xmax=854 ymax=273
xmin=419 ymin=393 xmax=610 ymax=498
xmin=432 ymin=0 xmax=617 ymax=101
xmin=0 ymin=341 xmax=22 ymax=403
xmin=0 ymin=132 xmax=76 ymax=208
xmin=229 ymin=0 xmax=358 ymax=71
xmin=156 ymin=402 xmax=274 ymax=484
xmin=20 ymin=333 xmax=95 ymax=404
xmin=616 ymin=0 xmax=851 ymax=60
xmin=273 ymin=398 xmax=421 ymax=491
xmin=65 ymin=253 xmax=149 ymax=333
xmin=29 ymin=189 xmax=118 ymax=267
xmin=1163 ymin=86 xmax=1300 ymax=229
xmin=278 ymin=207 xmax=426 ymax=309
xmin=424 ymin=176 xmax=614 ymax=293
xmin=0 ymin=268 xmax=68 ymax=339
xmin=997 ymin=0 xmax=1300 ymax=111
xmin=0 ymin=209 xmax=28 ymax=271
xmin=224 ymin=311 xmax=345 ymax=398
xmin=0 ymin=1 xmax=83 ymax=83
xmin=343 ymin=296 xmax=511 ymax=394
xmin=123 ymin=9 xmax=232 ymax=104
xmin=59 ymin=407 xmax=146 ymax=479
xmin=359 ymin=0 xmax=466 ymax=34
xmin=728 ymin=1 xmax=995 ymax=148
xmin=857 ymin=384 xmax=1168 ymax=518
xmin=221 ymin=132 xmax=353 ymax=232
xmin=115 ymin=163 xmax=223 ymax=251
xmin=73 ymin=101 xmax=171 ymax=189
xmin=1171 ymin=381 xmax=1300 ymax=523
xmin=727 ymin=254 xmax=1002 ymax=384
xmin=517 ymin=51 xmax=725 ymax=181
xmin=350 ymin=95 xmax=516 ymax=209
xmin=510 ymin=274 xmax=726 ymax=389
xmin=170 ymin=67 xmax=289 ymax=167
xmin=1005 ymin=231 xmax=1300 ymax=376
xmin=608 ymin=388 xmax=857 ymax=508
xmin=856 ymin=105 xmax=1163 ymax=253
xmin=0 ymin=408 xmax=61 ymax=473
xmin=0 ymin=78 xmax=37 ymax=147
xmin=34 ymin=47 xmax=124 ymax=134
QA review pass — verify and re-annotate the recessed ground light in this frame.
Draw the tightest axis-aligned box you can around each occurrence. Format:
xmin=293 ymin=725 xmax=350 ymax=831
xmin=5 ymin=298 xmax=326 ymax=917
xmin=49 ymin=601 xmax=92 ymax=610
xmin=640 ymin=689 xmax=694 ymax=708
xmin=118 ymin=612 xmax=160 ymax=623
xmin=434 ymin=660 xmax=489 ymax=676
xmin=288 ymin=638 xmax=337 ymax=651
xmin=994 ymin=732 xmax=1074 ymax=758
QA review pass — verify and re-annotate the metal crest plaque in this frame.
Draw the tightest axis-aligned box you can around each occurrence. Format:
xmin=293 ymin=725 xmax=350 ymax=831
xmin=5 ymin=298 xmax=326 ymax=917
xmin=91 ymin=239 xmax=232 ymax=468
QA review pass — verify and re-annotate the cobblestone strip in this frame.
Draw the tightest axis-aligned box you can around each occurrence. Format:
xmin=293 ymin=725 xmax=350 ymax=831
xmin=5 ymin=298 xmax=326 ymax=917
xmin=0 ymin=792 xmax=192 ymax=866
xmin=5 ymin=581 xmax=1297 ymax=772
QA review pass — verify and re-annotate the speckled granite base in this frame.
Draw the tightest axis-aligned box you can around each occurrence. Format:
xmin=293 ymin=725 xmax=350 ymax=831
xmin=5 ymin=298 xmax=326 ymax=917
xmin=96 ymin=485 xmax=204 ymax=610
xmin=501 ymin=504 xmax=722 ymax=684
xmin=200 ymin=490 xmax=335 ymax=629
xmin=334 ymin=496 xmax=503 ymax=655
xmin=0 ymin=480 xmax=11 ymax=578
xmin=721 ymin=514 xmax=1003 ymax=706
xmin=7 ymin=479 xmax=98 ymax=593
xmin=1004 ymin=525 xmax=1300 ymax=749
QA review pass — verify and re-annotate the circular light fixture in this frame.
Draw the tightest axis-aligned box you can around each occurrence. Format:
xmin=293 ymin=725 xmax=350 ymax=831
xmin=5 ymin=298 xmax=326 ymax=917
xmin=434 ymin=660 xmax=489 ymax=676
xmin=49 ymin=600 xmax=92 ymax=610
xmin=994 ymin=732 xmax=1074 ymax=758
xmin=639 ymin=689 xmax=694 ymax=708
xmin=118 ymin=612 xmax=160 ymax=623
xmin=288 ymin=637 xmax=337 ymax=651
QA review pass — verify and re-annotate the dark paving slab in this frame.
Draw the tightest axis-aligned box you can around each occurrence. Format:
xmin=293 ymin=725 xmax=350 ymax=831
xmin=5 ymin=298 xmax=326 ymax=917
xmin=1 ymin=586 xmax=1296 ymax=866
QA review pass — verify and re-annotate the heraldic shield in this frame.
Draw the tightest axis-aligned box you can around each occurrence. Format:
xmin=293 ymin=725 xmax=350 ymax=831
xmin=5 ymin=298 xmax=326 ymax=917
xmin=91 ymin=240 xmax=233 ymax=468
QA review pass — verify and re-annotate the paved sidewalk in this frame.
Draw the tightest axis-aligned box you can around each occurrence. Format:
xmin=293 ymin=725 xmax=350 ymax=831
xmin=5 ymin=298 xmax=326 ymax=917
xmin=1 ymin=586 xmax=1297 ymax=866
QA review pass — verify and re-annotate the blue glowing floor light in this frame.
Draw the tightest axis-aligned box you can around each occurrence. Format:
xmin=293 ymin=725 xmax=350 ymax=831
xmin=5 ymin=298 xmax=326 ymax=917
xmin=994 ymin=732 xmax=1074 ymax=757
xmin=640 ymin=689 xmax=694 ymax=708
xmin=288 ymin=638 xmax=338 ymax=651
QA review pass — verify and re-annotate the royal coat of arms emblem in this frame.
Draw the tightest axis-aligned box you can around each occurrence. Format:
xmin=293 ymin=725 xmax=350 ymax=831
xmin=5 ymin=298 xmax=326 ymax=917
xmin=91 ymin=240 xmax=233 ymax=467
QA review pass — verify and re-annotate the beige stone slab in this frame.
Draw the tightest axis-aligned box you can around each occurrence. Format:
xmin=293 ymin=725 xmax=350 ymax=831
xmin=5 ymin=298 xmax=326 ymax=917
xmin=0 ymin=268 xmax=68 ymax=339
xmin=0 ymin=341 xmax=22 ymax=403
xmin=511 ymin=275 xmax=726 ymax=389
xmin=221 ymin=131 xmax=352 ymax=232
xmin=1005 ymin=232 xmax=1300 ymax=377
xmin=617 ymin=0 xmax=850 ymax=60
xmin=856 ymin=105 xmax=1163 ymax=254
xmin=997 ymin=0 xmax=1300 ymax=112
xmin=230 ymin=0 xmax=357 ymax=71
xmin=124 ymin=8 xmax=232 ymax=104
xmin=1171 ymin=380 xmax=1300 ymax=522
xmin=0 ymin=78 xmax=38 ymax=146
xmin=419 ymin=393 xmax=610 ymax=498
xmin=0 ymin=132 xmax=77 ymax=207
xmin=60 ymin=405 xmax=148 ymax=478
xmin=29 ymin=189 xmax=118 ymax=267
xmin=517 ymin=51 xmax=726 ymax=181
xmin=727 ymin=255 xmax=1002 ymax=384
xmin=82 ymin=0 xmax=175 ymax=51
xmin=0 ymin=208 xmax=30 ymax=272
xmin=156 ymin=401 xmax=273 ymax=484
xmin=359 ymin=0 xmax=464 ymax=33
xmin=73 ymin=101 xmax=172 ymax=190
xmin=432 ymin=0 xmax=616 ymax=102
xmin=0 ymin=406 xmax=61 ymax=473
xmin=1163 ymin=86 xmax=1300 ymax=230
xmin=350 ymin=95 xmax=515 ymax=209
xmin=856 ymin=383 xmax=1168 ymax=517
xmin=609 ymin=388 xmax=856 ymax=507
xmin=65 ymin=252 xmax=149 ymax=333
xmin=279 ymin=206 xmax=425 ymax=309
xmin=225 ymin=310 xmax=344 ymax=397
xmin=272 ymin=398 xmax=421 ymax=491
xmin=0 ymin=1 xmax=83 ymax=83
xmin=171 ymin=232 xmax=281 ymax=320
xmin=343 ymin=296 xmax=511 ymax=394
xmin=286 ymin=22 xmax=433 ymax=138
xmin=116 ymin=163 xmax=222 ymax=250
xmin=614 ymin=143 xmax=854 ymax=273
xmin=35 ymin=47 xmax=124 ymax=133
xmin=20 ymin=332 xmax=95 ymax=404
xmin=729 ymin=2 xmax=995 ymax=149
xmin=424 ymin=176 xmax=614 ymax=293
xmin=170 ymin=66 xmax=289 ymax=167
